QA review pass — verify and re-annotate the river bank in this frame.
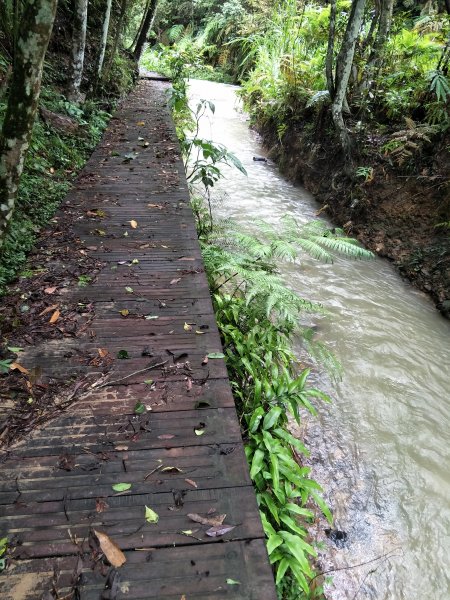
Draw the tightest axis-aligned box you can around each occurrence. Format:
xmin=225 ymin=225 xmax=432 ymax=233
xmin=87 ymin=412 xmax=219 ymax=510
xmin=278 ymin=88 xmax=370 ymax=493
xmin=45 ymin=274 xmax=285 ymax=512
xmin=257 ymin=119 xmax=450 ymax=319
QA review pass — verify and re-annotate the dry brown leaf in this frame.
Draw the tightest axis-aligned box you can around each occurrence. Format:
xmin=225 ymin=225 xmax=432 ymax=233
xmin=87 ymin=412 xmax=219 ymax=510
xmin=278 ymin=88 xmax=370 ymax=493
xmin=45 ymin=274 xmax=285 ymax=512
xmin=49 ymin=309 xmax=60 ymax=324
xmin=185 ymin=478 xmax=198 ymax=489
xmin=187 ymin=513 xmax=226 ymax=527
xmin=130 ymin=220 xmax=138 ymax=229
xmin=98 ymin=348 xmax=109 ymax=358
xmin=44 ymin=286 xmax=57 ymax=294
xmin=9 ymin=362 xmax=30 ymax=375
xmin=96 ymin=498 xmax=109 ymax=513
xmin=39 ymin=304 xmax=58 ymax=317
xmin=93 ymin=530 xmax=126 ymax=567
xmin=205 ymin=524 xmax=235 ymax=537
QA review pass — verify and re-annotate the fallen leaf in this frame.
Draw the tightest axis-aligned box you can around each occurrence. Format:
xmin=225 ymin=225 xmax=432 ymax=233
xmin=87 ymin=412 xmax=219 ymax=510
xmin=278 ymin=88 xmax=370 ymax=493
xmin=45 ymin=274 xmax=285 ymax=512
xmin=185 ymin=478 xmax=198 ymax=489
xmin=93 ymin=530 xmax=126 ymax=567
xmin=145 ymin=505 xmax=159 ymax=523
xmin=207 ymin=352 xmax=225 ymax=359
xmin=161 ymin=466 xmax=182 ymax=473
xmin=194 ymin=400 xmax=211 ymax=409
xmin=183 ymin=322 xmax=192 ymax=332
xmin=98 ymin=348 xmax=109 ymax=358
xmin=130 ymin=220 xmax=138 ymax=229
xmin=137 ymin=121 xmax=145 ymax=126
xmin=112 ymin=483 xmax=132 ymax=492
xmin=39 ymin=304 xmax=58 ymax=317
xmin=49 ymin=309 xmax=60 ymax=324
xmin=120 ymin=309 xmax=129 ymax=317
xmin=194 ymin=428 xmax=205 ymax=436
xmin=9 ymin=362 xmax=29 ymax=375
xmin=96 ymin=498 xmax=109 ymax=513
xmin=170 ymin=278 xmax=181 ymax=285
xmin=187 ymin=513 xmax=226 ymax=527
xmin=117 ymin=350 xmax=129 ymax=359
xmin=114 ymin=445 xmax=128 ymax=451
xmin=202 ymin=355 xmax=209 ymax=365
xmin=205 ymin=524 xmax=236 ymax=537
xmin=125 ymin=286 xmax=133 ymax=293
xmin=132 ymin=259 xmax=139 ymax=264
xmin=44 ymin=286 xmax=57 ymax=294
xmin=226 ymin=579 xmax=241 ymax=585
xmin=195 ymin=330 xmax=205 ymax=335
xmin=134 ymin=401 xmax=146 ymax=414
xmin=144 ymin=315 xmax=159 ymax=320
xmin=157 ymin=434 xmax=174 ymax=440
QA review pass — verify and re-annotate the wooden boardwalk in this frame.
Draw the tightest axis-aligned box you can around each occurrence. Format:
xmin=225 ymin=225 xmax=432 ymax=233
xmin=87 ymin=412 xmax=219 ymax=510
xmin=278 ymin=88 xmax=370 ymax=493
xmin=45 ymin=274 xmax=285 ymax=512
xmin=0 ymin=80 xmax=276 ymax=598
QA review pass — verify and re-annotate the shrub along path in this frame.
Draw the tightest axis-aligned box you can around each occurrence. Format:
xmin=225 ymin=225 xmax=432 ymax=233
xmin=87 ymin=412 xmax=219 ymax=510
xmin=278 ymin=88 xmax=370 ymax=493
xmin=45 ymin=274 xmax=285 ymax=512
xmin=0 ymin=78 xmax=276 ymax=599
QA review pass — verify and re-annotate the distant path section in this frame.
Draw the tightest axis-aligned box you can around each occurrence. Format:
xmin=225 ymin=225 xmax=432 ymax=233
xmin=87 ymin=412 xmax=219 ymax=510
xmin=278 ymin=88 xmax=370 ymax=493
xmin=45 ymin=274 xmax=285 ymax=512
xmin=0 ymin=79 xmax=276 ymax=599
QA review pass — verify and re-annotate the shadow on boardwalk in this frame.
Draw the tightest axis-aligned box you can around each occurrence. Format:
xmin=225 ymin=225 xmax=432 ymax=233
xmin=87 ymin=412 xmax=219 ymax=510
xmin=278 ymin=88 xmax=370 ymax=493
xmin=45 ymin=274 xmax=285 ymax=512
xmin=0 ymin=80 xmax=276 ymax=599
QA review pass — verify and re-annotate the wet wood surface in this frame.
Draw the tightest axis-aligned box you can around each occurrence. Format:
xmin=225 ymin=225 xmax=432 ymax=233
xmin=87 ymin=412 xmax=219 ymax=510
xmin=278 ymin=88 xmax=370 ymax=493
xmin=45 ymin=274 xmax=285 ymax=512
xmin=0 ymin=80 xmax=276 ymax=598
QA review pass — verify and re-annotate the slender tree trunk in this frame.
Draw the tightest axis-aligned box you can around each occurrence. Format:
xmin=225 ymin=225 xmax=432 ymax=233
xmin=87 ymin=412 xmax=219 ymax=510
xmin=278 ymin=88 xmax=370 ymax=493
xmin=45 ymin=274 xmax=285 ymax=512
xmin=0 ymin=0 xmax=58 ymax=251
xmin=97 ymin=0 xmax=113 ymax=80
xmin=331 ymin=0 xmax=366 ymax=161
xmin=326 ymin=0 xmax=337 ymax=98
xmin=67 ymin=0 xmax=88 ymax=102
xmin=133 ymin=0 xmax=158 ymax=62
xmin=103 ymin=0 xmax=128 ymax=79
xmin=368 ymin=0 xmax=394 ymax=67
xmin=130 ymin=0 xmax=151 ymax=52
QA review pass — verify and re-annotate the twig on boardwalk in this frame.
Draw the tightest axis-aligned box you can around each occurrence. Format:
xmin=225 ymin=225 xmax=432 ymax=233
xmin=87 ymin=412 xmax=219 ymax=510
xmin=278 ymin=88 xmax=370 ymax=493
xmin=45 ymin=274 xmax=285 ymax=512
xmin=91 ymin=360 xmax=169 ymax=389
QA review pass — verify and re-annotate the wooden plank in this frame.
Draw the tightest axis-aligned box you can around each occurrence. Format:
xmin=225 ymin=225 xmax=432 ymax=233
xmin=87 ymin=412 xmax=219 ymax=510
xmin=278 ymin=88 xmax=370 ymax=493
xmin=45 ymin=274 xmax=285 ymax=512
xmin=0 ymin=540 xmax=276 ymax=600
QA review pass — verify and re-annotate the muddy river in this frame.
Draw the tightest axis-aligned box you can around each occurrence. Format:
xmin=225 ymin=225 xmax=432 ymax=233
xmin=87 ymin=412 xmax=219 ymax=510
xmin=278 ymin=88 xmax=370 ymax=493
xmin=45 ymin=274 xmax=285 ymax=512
xmin=188 ymin=79 xmax=450 ymax=600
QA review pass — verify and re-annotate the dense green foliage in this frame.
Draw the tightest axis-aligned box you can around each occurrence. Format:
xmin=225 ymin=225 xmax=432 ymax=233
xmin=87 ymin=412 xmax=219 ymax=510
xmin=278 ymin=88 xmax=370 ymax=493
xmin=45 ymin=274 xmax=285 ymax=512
xmin=144 ymin=0 xmax=449 ymax=163
xmin=0 ymin=0 xmax=139 ymax=289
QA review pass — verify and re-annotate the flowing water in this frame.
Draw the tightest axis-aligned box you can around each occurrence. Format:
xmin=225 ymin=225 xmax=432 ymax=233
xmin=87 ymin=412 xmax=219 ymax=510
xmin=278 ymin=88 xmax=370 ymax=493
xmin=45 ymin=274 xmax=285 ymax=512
xmin=187 ymin=80 xmax=450 ymax=600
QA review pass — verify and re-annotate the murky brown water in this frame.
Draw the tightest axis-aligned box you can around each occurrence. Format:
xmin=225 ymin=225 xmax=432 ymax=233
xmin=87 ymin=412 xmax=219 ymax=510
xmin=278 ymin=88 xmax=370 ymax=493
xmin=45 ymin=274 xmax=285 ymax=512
xmin=188 ymin=80 xmax=450 ymax=600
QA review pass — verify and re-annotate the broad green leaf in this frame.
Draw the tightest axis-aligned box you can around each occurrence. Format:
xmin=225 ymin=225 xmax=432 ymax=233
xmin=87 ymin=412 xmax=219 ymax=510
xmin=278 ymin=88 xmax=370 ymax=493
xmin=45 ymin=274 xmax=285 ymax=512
xmin=267 ymin=533 xmax=283 ymax=556
xmin=263 ymin=406 xmax=282 ymax=430
xmin=226 ymin=579 xmax=241 ymax=585
xmin=207 ymin=352 xmax=225 ymax=359
xmin=250 ymin=449 xmax=265 ymax=479
xmin=112 ymin=483 xmax=131 ymax=492
xmin=145 ymin=505 xmax=159 ymax=523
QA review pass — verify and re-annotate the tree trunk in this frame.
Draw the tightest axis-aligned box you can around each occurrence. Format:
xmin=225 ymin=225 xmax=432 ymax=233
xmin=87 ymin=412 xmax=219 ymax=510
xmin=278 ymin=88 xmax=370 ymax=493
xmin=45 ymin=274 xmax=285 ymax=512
xmin=97 ymin=0 xmax=113 ymax=80
xmin=103 ymin=0 xmax=128 ymax=80
xmin=367 ymin=0 xmax=394 ymax=69
xmin=130 ymin=0 xmax=151 ymax=52
xmin=331 ymin=0 xmax=366 ymax=161
xmin=326 ymin=0 xmax=337 ymax=98
xmin=133 ymin=0 xmax=158 ymax=62
xmin=0 ymin=0 xmax=58 ymax=251
xmin=67 ymin=0 xmax=88 ymax=102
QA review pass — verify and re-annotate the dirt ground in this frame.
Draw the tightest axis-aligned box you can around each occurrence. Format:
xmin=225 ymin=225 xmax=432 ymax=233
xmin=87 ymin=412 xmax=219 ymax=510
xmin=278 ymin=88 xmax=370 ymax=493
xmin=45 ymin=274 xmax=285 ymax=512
xmin=259 ymin=122 xmax=450 ymax=318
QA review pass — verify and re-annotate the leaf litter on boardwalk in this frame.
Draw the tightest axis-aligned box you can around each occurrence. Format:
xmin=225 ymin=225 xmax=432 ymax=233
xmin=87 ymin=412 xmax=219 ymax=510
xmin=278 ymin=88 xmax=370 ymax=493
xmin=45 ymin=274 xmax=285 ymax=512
xmin=93 ymin=530 xmax=126 ymax=568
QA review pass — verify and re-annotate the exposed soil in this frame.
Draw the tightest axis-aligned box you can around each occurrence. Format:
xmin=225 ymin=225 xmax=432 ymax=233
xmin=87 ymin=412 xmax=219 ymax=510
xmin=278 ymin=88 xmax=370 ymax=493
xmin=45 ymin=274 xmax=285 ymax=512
xmin=258 ymin=120 xmax=450 ymax=318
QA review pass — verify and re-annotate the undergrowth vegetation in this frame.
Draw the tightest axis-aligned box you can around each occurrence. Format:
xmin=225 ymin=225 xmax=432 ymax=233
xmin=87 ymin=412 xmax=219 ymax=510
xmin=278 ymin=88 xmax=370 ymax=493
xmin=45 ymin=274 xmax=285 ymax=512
xmin=143 ymin=0 xmax=449 ymax=170
xmin=164 ymin=50 xmax=373 ymax=598
xmin=0 ymin=89 xmax=111 ymax=292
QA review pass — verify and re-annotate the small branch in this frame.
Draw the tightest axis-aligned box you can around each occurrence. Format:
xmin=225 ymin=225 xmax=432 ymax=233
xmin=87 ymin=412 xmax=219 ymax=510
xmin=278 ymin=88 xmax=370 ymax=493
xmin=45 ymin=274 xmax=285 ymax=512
xmin=309 ymin=549 xmax=401 ymax=583
xmin=91 ymin=360 xmax=168 ymax=389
